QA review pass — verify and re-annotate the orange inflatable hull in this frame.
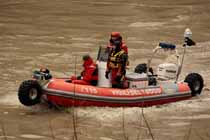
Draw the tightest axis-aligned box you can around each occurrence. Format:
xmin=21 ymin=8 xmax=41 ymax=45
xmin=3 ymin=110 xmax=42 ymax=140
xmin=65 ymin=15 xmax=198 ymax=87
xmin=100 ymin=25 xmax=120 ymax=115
xmin=42 ymin=78 xmax=192 ymax=107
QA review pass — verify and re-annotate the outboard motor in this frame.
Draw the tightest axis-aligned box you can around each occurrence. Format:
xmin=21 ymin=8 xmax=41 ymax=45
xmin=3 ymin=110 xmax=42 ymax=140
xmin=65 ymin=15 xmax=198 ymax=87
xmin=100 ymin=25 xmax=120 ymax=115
xmin=151 ymin=42 xmax=178 ymax=81
xmin=157 ymin=63 xmax=178 ymax=80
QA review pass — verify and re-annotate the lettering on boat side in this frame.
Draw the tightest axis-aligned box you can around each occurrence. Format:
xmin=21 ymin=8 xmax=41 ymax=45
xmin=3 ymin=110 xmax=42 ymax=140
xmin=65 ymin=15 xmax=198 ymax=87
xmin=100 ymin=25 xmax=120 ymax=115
xmin=112 ymin=88 xmax=162 ymax=96
xmin=81 ymin=87 xmax=98 ymax=94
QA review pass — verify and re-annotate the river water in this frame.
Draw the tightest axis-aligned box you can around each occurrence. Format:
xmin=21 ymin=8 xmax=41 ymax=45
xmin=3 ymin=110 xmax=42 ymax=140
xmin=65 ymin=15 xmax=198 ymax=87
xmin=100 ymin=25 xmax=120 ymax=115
xmin=0 ymin=0 xmax=210 ymax=140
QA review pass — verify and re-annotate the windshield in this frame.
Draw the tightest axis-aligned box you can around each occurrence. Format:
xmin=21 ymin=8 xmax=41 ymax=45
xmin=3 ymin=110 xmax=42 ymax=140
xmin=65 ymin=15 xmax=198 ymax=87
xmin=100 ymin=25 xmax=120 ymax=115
xmin=97 ymin=46 xmax=109 ymax=62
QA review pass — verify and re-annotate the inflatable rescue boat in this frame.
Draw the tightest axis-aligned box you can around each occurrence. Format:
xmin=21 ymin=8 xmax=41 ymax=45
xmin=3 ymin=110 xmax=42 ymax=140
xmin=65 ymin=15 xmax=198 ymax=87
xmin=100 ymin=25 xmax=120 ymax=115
xmin=18 ymin=28 xmax=204 ymax=107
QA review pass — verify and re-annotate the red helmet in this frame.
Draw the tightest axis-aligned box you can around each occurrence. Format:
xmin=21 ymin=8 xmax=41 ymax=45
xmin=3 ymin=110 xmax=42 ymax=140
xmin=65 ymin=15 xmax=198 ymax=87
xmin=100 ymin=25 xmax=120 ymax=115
xmin=83 ymin=54 xmax=91 ymax=61
xmin=111 ymin=32 xmax=121 ymax=38
xmin=83 ymin=55 xmax=93 ymax=68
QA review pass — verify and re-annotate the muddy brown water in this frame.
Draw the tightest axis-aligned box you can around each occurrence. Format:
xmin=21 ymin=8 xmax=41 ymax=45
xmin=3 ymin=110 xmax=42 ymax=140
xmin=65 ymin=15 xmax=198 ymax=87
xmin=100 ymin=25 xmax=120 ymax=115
xmin=0 ymin=0 xmax=210 ymax=140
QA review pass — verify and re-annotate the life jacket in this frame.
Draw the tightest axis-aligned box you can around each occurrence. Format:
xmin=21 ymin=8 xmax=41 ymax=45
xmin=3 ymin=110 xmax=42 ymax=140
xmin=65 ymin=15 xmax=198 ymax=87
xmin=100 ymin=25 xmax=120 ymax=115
xmin=108 ymin=50 xmax=125 ymax=69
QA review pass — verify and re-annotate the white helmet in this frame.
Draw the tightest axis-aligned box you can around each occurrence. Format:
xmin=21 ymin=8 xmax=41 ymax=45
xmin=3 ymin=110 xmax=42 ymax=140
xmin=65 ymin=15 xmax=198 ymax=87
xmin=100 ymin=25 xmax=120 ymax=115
xmin=184 ymin=28 xmax=192 ymax=39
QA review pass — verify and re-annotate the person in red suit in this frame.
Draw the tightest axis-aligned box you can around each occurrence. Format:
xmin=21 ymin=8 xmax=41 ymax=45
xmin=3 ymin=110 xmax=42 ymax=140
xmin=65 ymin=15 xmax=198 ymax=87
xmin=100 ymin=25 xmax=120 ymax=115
xmin=72 ymin=55 xmax=98 ymax=86
xmin=105 ymin=32 xmax=128 ymax=88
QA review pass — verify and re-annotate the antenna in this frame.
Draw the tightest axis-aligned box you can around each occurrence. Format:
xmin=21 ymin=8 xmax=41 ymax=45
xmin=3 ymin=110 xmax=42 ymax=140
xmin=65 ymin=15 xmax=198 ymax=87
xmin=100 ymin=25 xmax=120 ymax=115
xmin=176 ymin=28 xmax=193 ymax=82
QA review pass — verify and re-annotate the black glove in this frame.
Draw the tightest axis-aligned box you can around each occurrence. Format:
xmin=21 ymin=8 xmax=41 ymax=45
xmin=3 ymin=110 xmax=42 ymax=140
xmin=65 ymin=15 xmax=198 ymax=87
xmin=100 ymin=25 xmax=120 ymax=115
xmin=115 ymin=75 xmax=122 ymax=82
xmin=105 ymin=71 xmax=110 ymax=79
xmin=77 ymin=76 xmax=82 ymax=80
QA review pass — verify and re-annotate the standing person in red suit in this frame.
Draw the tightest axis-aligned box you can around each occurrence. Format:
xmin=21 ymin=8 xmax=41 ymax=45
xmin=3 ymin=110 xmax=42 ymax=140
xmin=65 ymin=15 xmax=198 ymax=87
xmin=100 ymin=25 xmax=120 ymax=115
xmin=105 ymin=32 xmax=128 ymax=88
xmin=72 ymin=55 xmax=98 ymax=86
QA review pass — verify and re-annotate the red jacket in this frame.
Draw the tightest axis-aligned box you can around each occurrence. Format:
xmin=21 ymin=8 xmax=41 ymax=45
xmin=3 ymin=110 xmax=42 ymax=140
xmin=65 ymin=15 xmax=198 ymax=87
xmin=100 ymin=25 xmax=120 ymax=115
xmin=82 ymin=58 xmax=98 ymax=82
